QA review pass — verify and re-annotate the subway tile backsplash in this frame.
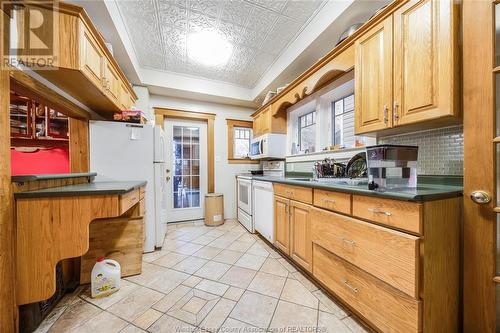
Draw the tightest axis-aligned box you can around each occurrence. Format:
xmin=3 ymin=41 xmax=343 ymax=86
xmin=379 ymin=125 xmax=463 ymax=175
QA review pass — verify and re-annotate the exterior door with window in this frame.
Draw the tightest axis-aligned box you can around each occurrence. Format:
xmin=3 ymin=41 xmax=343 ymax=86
xmin=165 ymin=119 xmax=208 ymax=222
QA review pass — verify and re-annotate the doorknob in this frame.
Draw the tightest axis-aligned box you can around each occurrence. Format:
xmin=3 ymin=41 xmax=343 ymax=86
xmin=470 ymin=191 xmax=491 ymax=204
xmin=166 ymin=176 xmax=171 ymax=182
xmin=166 ymin=169 xmax=170 ymax=173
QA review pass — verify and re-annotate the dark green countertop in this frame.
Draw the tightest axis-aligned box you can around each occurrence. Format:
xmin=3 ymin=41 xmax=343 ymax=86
xmin=253 ymin=176 xmax=463 ymax=202
xmin=11 ymin=172 xmax=97 ymax=183
xmin=14 ymin=181 xmax=147 ymax=199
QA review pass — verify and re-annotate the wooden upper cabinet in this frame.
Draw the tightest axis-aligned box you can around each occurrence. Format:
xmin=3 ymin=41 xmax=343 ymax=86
xmin=260 ymin=107 xmax=271 ymax=134
xmin=81 ymin=29 xmax=105 ymax=91
xmin=354 ymin=16 xmax=393 ymax=134
xmin=30 ymin=3 xmax=137 ymax=115
xmin=104 ymin=60 xmax=120 ymax=104
xmin=393 ymin=0 xmax=458 ymax=125
xmin=253 ymin=113 xmax=261 ymax=137
xmin=119 ymin=81 xmax=133 ymax=110
xmin=252 ymin=104 xmax=286 ymax=137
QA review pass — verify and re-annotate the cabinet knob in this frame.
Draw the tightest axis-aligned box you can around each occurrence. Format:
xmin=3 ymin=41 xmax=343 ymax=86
xmin=383 ymin=105 xmax=389 ymax=124
xmin=470 ymin=191 xmax=491 ymax=204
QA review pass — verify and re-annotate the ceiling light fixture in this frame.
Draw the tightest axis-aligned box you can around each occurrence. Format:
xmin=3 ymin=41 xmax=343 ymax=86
xmin=187 ymin=30 xmax=233 ymax=67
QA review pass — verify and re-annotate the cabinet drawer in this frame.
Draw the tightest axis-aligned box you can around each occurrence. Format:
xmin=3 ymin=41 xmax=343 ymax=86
xmin=313 ymin=244 xmax=421 ymax=333
xmin=120 ymin=188 xmax=140 ymax=215
xmin=274 ymin=184 xmax=313 ymax=204
xmin=352 ymin=195 xmax=422 ymax=234
xmin=311 ymin=208 xmax=419 ymax=297
xmin=313 ymin=189 xmax=351 ymax=214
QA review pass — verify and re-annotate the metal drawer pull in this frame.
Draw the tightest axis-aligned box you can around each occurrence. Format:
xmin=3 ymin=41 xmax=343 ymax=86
xmin=341 ymin=237 xmax=356 ymax=246
xmin=368 ymin=208 xmax=392 ymax=216
xmin=343 ymin=280 xmax=358 ymax=293
xmin=323 ymin=198 xmax=336 ymax=204
xmin=286 ymin=190 xmax=293 ymax=195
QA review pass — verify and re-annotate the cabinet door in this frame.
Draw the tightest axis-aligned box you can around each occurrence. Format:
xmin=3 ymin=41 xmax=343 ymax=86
xmin=81 ymin=29 xmax=104 ymax=90
xmin=253 ymin=114 xmax=261 ymax=138
xmin=290 ymin=200 xmax=312 ymax=272
xmin=274 ymin=196 xmax=290 ymax=255
xmin=354 ymin=16 xmax=393 ymax=134
xmin=119 ymin=81 xmax=131 ymax=110
xmin=104 ymin=60 xmax=120 ymax=104
xmin=260 ymin=107 xmax=271 ymax=134
xmin=393 ymin=0 xmax=458 ymax=125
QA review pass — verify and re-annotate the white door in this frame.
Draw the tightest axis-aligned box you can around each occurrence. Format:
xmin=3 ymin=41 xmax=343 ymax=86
xmin=165 ymin=119 xmax=208 ymax=222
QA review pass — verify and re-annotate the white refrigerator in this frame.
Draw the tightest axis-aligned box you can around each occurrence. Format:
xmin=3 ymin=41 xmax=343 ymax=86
xmin=90 ymin=120 xmax=167 ymax=252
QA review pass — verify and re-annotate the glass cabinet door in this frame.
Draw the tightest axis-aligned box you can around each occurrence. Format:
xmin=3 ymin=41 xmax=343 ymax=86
xmin=33 ymin=102 xmax=47 ymax=139
xmin=9 ymin=92 xmax=32 ymax=138
xmin=47 ymin=108 xmax=69 ymax=139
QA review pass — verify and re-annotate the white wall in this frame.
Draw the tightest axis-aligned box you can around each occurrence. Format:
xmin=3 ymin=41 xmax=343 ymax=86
xmin=149 ymin=95 xmax=261 ymax=219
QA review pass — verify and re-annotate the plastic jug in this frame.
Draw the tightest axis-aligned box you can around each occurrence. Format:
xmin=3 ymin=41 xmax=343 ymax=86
xmin=91 ymin=257 xmax=121 ymax=298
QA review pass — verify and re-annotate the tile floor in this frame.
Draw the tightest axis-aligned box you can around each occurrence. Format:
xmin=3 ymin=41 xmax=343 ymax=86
xmin=36 ymin=220 xmax=369 ymax=333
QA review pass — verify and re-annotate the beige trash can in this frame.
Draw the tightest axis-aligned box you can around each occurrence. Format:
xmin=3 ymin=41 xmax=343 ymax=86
xmin=205 ymin=193 xmax=224 ymax=226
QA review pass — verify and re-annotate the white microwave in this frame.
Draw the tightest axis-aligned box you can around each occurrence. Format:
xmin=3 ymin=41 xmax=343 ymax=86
xmin=250 ymin=133 xmax=287 ymax=160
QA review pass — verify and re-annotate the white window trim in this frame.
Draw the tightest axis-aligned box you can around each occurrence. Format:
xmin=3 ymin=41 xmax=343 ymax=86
xmin=286 ymin=72 xmax=375 ymax=160
xmin=233 ymin=126 xmax=252 ymax=159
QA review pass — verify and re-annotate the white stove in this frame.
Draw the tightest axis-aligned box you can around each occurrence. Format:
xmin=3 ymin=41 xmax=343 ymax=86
xmin=237 ymin=160 xmax=284 ymax=234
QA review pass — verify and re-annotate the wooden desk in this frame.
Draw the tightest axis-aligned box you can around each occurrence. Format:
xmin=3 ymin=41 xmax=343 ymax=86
xmin=14 ymin=181 xmax=145 ymax=305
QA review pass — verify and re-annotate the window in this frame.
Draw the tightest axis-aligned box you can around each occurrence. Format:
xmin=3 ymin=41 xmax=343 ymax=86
xmin=299 ymin=110 xmax=316 ymax=152
xmin=332 ymin=94 xmax=355 ymax=147
xmin=234 ymin=127 xmax=251 ymax=158
xmin=226 ymin=119 xmax=259 ymax=164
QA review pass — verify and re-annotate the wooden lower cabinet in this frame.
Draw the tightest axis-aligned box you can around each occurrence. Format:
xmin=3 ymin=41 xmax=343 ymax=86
xmin=272 ymin=187 xmax=460 ymax=333
xmin=313 ymin=244 xmax=421 ymax=332
xmin=311 ymin=207 xmax=419 ymax=297
xmin=290 ymin=201 xmax=312 ymax=272
xmin=274 ymin=196 xmax=290 ymax=255
xmin=274 ymin=195 xmax=313 ymax=271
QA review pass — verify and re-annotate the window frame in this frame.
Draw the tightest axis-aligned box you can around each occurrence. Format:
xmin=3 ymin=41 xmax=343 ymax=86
xmin=226 ymin=119 xmax=259 ymax=164
xmin=298 ymin=110 xmax=316 ymax=152
xmin=331 ymin=93 xmax=355 ymax=146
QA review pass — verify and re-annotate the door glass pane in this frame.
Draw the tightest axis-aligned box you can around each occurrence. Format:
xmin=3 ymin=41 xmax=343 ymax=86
xmin=192 ymin=176 xmax=200 ymax=190
xmin=192 ymin=160 xmax=200 ymax=175
xmin=172 ymin=125 xmax=201 ymax=209
xmin=192 ymin=144 xmax=200 ymax=159
xmin=183 ymin=145 xmax=191 ymax=159
xmin=191 ymin=128 xmax=200 ymax=143
xmin=496 ymin=4 xmax=500 ymax=66
xmin=182 ymin=160 xmax=191 ymax=175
